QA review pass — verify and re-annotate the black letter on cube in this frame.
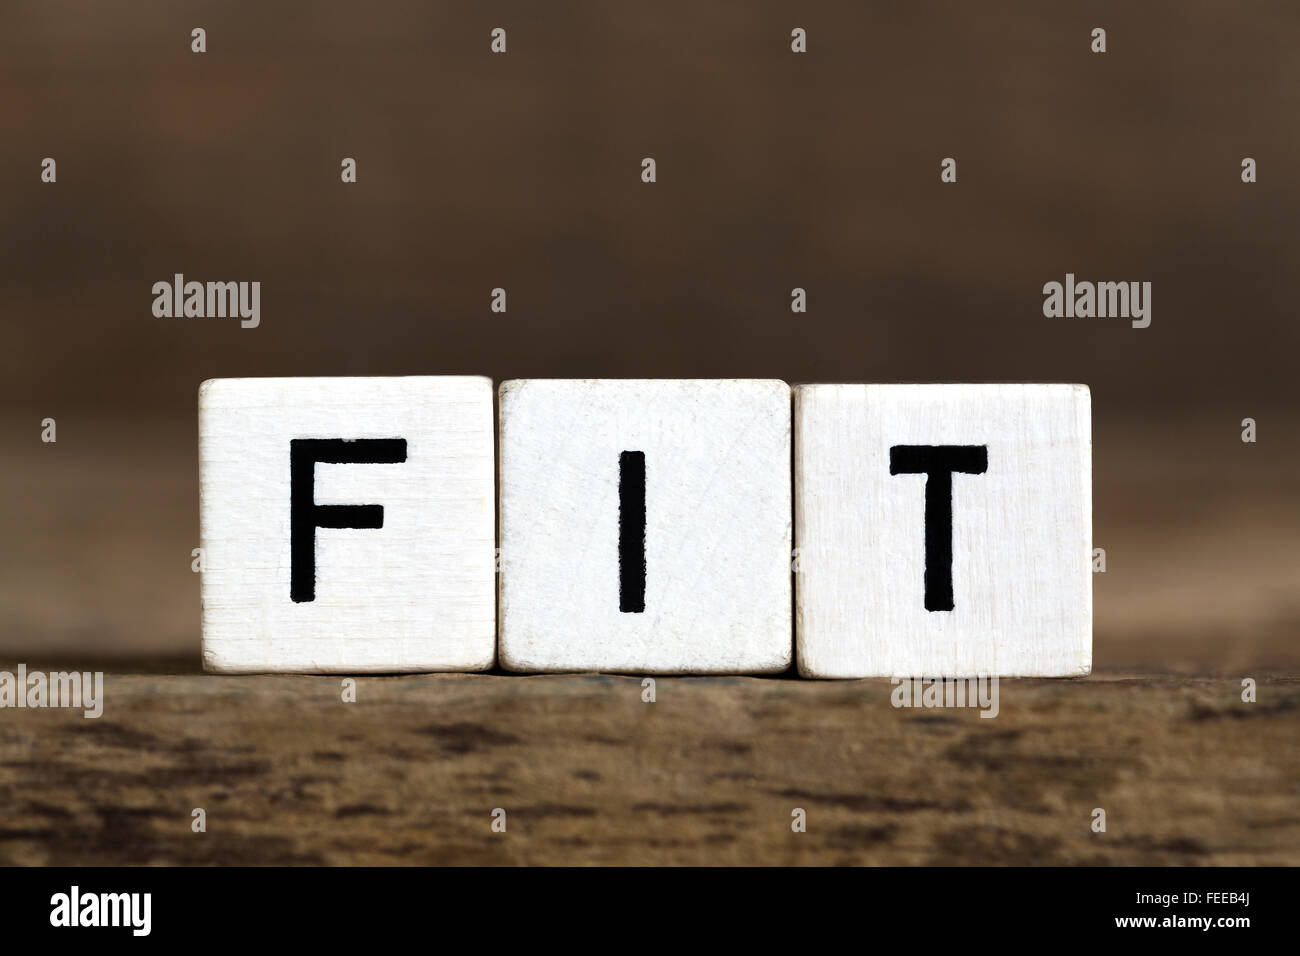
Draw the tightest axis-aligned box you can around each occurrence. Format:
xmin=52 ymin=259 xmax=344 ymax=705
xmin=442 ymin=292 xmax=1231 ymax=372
xmin=889 ymin=445 xmax=988 ymax=612
xmin=619 ymin=451 xmax=646 ymax=613
xmin=290 ymin=438 xmax=407 ymax=603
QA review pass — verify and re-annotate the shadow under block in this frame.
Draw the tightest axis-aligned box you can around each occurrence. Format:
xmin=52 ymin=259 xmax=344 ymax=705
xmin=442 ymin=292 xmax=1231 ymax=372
xmin=793 ymin=383 xmax=1092 ymax=678
xmin=497 ymin=379 xmax=793 ymax=674
xmin=199 ymin=376 xmax=496 ymax=673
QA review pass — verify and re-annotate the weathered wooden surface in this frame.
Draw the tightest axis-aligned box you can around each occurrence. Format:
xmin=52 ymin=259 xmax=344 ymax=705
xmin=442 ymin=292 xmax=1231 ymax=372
xmin=1 ymin=671 xmax=1295 ymax=865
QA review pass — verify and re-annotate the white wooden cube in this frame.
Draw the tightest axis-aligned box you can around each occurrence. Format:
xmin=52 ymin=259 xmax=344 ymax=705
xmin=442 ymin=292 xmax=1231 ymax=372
xmin=498 ymin=379 xmax=792 ymax=673
xmin=794 ymin=383 xmax=1091 ymax=678
xmin=199 ymin=376 xmax=496 ymax=673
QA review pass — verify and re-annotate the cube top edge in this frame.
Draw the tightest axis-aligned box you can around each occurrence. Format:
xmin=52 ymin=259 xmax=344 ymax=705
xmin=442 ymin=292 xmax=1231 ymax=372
xmin=792 ymin=382 xmax=1092 ymax=410
xmin=790 ymin=382 xmax=1090 ymax=394
xmin=498 ymin=377 xmax=791 ymax=394
xmin=198 ymin=375 xmax=494 ymax=403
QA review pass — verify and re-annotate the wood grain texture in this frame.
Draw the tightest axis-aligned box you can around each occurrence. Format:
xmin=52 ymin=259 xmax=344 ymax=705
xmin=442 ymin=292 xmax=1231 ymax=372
xmin=0 ymin=671 xmax=1294 ymax=865
xmin=498 ymin=379 xmax=792 ymax=673
xmin=794 ymin=384 xmax=1091 ymax=678
xmin=199 ymin=377 xmax=495 ymax=673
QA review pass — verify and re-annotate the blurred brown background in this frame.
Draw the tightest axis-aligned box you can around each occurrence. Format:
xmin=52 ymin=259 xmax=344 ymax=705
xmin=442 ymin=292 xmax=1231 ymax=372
xmin=2 ymin=1 xmax=1297 ymax=670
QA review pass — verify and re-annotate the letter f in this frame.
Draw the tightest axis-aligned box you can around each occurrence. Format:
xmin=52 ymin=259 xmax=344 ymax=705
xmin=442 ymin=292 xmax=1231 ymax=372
xmin=290 ymin=438 xmax=407 ymax=602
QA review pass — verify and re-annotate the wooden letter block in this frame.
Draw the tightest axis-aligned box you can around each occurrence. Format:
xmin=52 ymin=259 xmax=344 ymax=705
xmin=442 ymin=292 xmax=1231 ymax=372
xmin=794 ymin=383 xmax=1091 ymax=678
xmin=498 ymin=379 xmax=792 ymax=673
xmin=199 ymin=376 xmax=495 ymax=673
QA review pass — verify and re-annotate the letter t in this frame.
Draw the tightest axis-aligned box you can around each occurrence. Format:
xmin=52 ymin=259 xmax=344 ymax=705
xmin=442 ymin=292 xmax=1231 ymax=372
xmin=889 ymin=445 xmax=988 ymax=612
